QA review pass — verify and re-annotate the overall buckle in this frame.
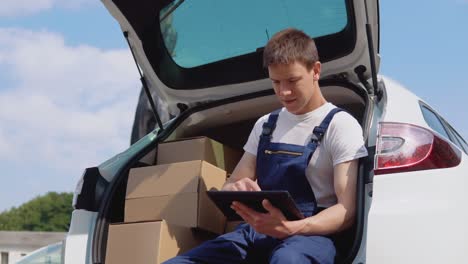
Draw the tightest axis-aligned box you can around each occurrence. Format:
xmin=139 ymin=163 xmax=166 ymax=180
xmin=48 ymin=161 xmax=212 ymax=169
xmin=311 ymin=127 xmax=326 ymax=142
xmin=262 ymin=122 xmax=275 ymax=137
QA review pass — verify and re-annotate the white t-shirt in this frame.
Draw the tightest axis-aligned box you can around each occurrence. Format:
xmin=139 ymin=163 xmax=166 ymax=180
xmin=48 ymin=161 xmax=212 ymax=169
xmin=244 ymin=102 xmax=368 ymax=208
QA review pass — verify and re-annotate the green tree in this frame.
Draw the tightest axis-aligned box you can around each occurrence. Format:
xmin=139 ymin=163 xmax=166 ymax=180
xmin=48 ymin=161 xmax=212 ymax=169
xmin=0 ymin=192 xmax=73 ymax=232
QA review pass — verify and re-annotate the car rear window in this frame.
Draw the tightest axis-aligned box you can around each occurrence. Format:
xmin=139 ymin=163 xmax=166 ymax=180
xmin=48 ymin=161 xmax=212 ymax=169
xmin=160 ymin=0 xmax=348 ymax=68
xmin=420 ymin=105 xmax=450 ymax=139
xmin=450 ymin=127 xmax=468 ymax=153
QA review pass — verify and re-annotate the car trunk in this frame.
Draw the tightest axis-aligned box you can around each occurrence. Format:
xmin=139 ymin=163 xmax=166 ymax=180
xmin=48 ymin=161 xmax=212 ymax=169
xmin=99 ymin=79 xmax=373 ymax=263
xmin=95 ymin=0 xmax=380 ymax=262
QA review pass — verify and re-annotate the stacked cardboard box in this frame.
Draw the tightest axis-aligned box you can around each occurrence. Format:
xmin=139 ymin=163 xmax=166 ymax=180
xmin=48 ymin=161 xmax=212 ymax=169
xmin=105 ymin=137 xmax=243 ymax=264
xmin=124 ymin=160 xmax=227 ymax=234
xmin=157 ymin=136 xmax=243 ymax=174
xmin=105 ymin=220 xmax=205 ymax=264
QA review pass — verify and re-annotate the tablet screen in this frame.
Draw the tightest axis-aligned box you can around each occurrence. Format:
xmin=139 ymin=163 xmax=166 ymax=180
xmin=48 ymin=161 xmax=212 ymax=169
xmin=207 ymin=190 xmax=304 ymax=221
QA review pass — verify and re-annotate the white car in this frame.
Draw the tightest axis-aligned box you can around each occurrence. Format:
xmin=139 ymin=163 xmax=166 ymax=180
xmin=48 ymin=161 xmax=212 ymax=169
xmin=16 ymin=242 xmax=63 ymax=264
xmin=64 ymin=0 xmax=468 ymax=263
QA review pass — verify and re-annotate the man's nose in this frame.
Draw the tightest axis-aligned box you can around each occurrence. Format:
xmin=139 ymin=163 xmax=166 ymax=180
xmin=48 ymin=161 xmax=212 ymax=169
xmin=279 ymin=83 xmax=292 ymax=96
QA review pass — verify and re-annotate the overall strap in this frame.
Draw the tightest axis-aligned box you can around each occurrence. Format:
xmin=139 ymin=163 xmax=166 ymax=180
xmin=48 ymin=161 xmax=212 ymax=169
xmin=260 ymin=109 xmax=281 ymax=141
xmin=310 ymin=107 xmax=343 ymax=143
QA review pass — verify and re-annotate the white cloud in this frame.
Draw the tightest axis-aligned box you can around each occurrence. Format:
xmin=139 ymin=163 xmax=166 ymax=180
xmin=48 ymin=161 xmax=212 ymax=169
xmin=0 ymin=27 xmax=139 ymax=179
xmin=1 ymin=28 xmax=137 ymax=109
xmin=0 ymin=0 xmax=95 ymax=17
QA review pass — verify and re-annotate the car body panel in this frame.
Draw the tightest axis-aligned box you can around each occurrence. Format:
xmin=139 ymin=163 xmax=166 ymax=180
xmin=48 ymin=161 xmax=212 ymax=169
xmin=380 ymin=77 xmax=460 ymax=143
xmin=365 ymin=77 xmax=468 ymax=263
xmin=380 ymin=77 xmax=432 ymax=127
xmin=366 ymin=162 xmax=468 ymax=263
xmin=63 ymin=210 xmax=97 ymax=264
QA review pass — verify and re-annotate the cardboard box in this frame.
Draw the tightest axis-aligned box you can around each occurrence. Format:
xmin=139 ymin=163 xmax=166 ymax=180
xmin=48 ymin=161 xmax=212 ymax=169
xmin=125 ymin=160 xmax=227 ymax=234
xmin=105 ymin=220 xmax=204 ymax=264
xmin=157 ymin=137 xmax=243 ymax=173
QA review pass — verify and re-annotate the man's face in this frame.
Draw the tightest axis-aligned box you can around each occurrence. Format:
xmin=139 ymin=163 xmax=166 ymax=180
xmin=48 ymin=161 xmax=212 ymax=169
xmin=268 ymin=61 xmax=320 ymax=115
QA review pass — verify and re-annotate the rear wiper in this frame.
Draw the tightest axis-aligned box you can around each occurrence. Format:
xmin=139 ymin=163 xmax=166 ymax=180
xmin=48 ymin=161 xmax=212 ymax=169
xmin=160 ymin=0 xmax=185 ymax=22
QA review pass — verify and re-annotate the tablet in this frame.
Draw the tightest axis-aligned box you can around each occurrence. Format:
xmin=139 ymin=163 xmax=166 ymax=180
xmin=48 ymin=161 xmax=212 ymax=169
xmin=206 ymin=190 xmax=305 ymax=221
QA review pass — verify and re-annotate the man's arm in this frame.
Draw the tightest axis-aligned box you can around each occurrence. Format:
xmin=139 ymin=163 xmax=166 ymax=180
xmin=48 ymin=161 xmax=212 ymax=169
xmin=222 ymin=152 xmax=261 ymax=191
xmin=231 ymin=159 xmax=359 ymax=238
xmin=289 ymin=159 xmax=358 ymax=235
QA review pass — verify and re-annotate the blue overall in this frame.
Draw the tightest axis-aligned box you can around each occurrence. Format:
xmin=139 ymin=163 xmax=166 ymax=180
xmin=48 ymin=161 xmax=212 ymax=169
xmin=164 ymin=108 xmax=343 ymax=264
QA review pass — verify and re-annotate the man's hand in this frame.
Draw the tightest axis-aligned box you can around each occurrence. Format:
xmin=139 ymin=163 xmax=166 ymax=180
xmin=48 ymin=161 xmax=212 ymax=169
xmin=222 ymin=178 xmax=261 ymax=191
xmin=231 ymin=199 xmax=305 ymax=239
xmin=221 ymin=152 xmax=258 ymax=191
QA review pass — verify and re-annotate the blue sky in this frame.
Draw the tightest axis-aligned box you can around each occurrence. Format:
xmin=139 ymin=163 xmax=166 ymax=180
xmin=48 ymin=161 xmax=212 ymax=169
xmin=0 ymin=0 xmax=467 ymax=212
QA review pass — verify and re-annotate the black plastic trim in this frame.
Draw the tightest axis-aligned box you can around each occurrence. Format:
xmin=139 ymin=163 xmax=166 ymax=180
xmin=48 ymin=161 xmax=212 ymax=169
xmin=74 ymin=167 xmax=108 ymax=212
xmin=338 ymin=154 xmax=371 ymax=264
xmin=376 ymin=0 xmax=380 ymax=53
xmin=364 ymin=146 xmax=376 ymax=184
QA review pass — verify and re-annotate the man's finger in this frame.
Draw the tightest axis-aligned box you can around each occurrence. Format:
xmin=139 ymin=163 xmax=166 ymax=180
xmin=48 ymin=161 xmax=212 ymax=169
xmin=251 ymin=183 xmax=261 ymax=191
xmin=232 ymin=201 xmax=253 ymax=213
xmin=232 ymin=203 xmax=254 ymax=223
xmin=235 ymin=210 xmax=253 ymax=223
xmin=247 ymin=183 xmax=261 ymax=191
xmin=242 ymin=179 xmax=260 ymax=191
xmin=232 ymin=201 xmax=261 ymax=220
xmin=262 ymin=199 xmax=280 ymax=215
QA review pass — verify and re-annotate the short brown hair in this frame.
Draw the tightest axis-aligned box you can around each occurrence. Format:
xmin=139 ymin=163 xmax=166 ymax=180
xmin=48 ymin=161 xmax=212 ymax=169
xmin=263 ymin=28 xmax=319 ymax=70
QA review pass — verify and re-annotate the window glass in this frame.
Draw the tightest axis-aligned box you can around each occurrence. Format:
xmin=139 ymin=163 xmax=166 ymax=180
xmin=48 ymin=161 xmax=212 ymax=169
xmin=453 ymin=131 xmax=468 ymax=153
xmin=420 ymin=106 xmax=450 ymax=139
xmin=160 ymin=0 xmax=348 ymax=68
xmin=446 ymin=122 xmax=468 ymax=153
xmin=16 ymin=243 xmax=62 ymax=264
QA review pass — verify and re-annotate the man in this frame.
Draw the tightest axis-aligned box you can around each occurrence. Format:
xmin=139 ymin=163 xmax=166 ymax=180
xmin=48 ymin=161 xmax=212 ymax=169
xmin=164 ymin=28 xmax=368 ymax=264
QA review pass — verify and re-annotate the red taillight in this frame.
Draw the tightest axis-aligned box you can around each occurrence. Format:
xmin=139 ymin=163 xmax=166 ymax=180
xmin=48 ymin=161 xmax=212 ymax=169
xmin=374 ymin=122 xmax=462 ymax=175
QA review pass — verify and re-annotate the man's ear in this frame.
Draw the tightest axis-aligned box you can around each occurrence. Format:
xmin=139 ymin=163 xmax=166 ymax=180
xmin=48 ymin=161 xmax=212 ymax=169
xmin=312 ymin=61 xmax=321 ymax=81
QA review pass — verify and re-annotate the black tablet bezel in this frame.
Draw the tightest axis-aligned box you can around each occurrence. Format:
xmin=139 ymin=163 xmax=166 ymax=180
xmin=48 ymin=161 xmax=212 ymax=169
xmin=207 ymin=190 xmax=305 ymax=221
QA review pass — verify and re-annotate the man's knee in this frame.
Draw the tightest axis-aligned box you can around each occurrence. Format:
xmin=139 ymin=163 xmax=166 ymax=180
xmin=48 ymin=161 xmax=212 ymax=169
xmin=269 ymin=247 xmax=308 ymax=264
xmin=269 ymin=236 xmax=336 ymax=264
